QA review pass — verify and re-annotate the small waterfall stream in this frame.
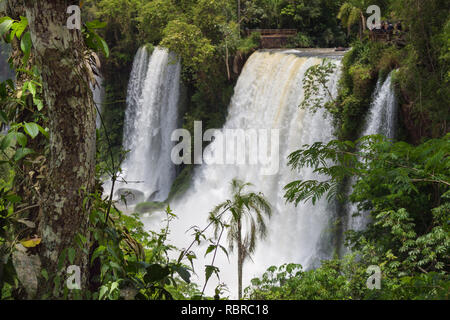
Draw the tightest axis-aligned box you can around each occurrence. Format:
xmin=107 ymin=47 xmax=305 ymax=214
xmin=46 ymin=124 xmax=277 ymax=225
xmin=346 ymin=72 xmax=398 ymax=232
xmin=117 ymin=46 xmax=181 ymax=202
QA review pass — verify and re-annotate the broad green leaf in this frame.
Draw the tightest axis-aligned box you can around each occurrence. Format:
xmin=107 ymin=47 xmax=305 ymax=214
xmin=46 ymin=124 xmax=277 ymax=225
xmin=34 ymin=98 xmax=44 ymax=111
xmin=15 ymin=132 xmax=27 ymax=147
xmin=94 ymin=32 xmax=109 ymax=58
xmin=220 ymin=245 xmax=229 ymax=261
xmin=205 ymin=265 xmax=219 ymax=283
xmin=110 ymin=281 xmax=119 ymax=294
xmin=205 ymin=265 xmax=213 ymax=282
xmin=20 ymin=31 xmax=32 ymax=55
xmin=173 ymin=265 xmax=191 ymax=283
xmin=37 ymin=125 xmax=48 ymax=138
xmin=14 ymin=147 xmax=34 ymax=161
xmin=144 ymin=264 xmax=170 ymax=283
xmin=68 ymin=247 xmax=76 ymax=264
xmin=99 ymin=286 xmax=108 ymax=300
xmin=204 ymin=244 xmax=216 ymax=257
xmin=24 ymin=122 xmax=39 ymax=139
xmin=0 ymin=17 xmax=13 ymax=24
xmin=0 ymin=133 xmax=15 ymax=150
xmin=24 ymin=81 xmax=36 ymax=97
xmin=86 ymin=20 xmax=107 ymax=29
xmin=15 ymin=16 xmax=28 ymax=39
xmin=0 ymin=18 xmax=14 ymax=37
xmin=85 ymin=30 xmax=109 ymax=58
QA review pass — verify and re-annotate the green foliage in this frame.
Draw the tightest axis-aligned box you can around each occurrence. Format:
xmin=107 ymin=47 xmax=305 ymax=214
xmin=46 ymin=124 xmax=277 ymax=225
xmin=282 ymin=133 xmax=449 ymax=299
xmin=209 ymin=179 xmax=272 ymax=259
xmin=246 ymin=256 xmax=449 ymax=300
xmin=242 ymin=0 xmax=348 ymax=47
xmin=161 ymin=20 xmax=215 ymax=76
xmin=84 ymin=20 xmax=110 ymax=58
xmin=85 ymin=199 xmax=196 ymax=300
xmin=245 ymin=258 xmax=369 ymax=300
xmin=236 ymin=32 xmax=261 ymax=54
xmin=287 ymin=33 xmax=312 ymax=48
xmin=300 ymin=59 xmax=338 ymax=114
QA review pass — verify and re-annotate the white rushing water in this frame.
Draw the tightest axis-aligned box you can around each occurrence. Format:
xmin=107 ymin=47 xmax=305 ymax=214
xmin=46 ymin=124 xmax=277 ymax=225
xmin=154 ymin=50 xmax=342 ymax=297
xmin=346 ymin=72 xmax=397 ymax=231
xmin=118 ymin=46 xmax=181 ymax=202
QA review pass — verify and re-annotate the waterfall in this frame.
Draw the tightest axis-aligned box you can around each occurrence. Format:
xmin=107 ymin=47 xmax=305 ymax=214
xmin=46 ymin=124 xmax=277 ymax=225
xmin=161 ymin=50 xmax=342 ymax=296
xmin=361 ymin=73 xmax=397 ymax=139
xmin=122 ymin=46 xmax=150 ymax=149
xmin=346 ymin=72 xmax=398 ymax=232
xmin=118 ymin=46 xmax=181 ymax=202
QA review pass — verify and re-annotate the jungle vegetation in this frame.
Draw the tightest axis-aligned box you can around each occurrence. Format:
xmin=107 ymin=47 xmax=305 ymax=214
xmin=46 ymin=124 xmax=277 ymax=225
xmin=0 ymin=0 xmax=448 ymax=300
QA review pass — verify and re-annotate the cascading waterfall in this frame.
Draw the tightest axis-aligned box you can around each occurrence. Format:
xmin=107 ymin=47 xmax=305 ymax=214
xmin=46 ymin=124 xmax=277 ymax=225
xmin=122 ymin=46 xmax=151 ymax=147
xmin=118 ymin=46 xmax=181 ymax=202
xmin=346 ymin=72 xmax=398 ymax=231
xmin=361 ymin=73 xmax=397 ymax=140
xmin=159 ymin=50 xmax=343 ymax=296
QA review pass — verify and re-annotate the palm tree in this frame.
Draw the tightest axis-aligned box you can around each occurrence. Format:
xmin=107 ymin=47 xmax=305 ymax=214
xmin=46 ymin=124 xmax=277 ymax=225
xmin=209 ymin=179 xmax=272 ymax=299
xmin=337 ymin=0 xmax=368 ymax=40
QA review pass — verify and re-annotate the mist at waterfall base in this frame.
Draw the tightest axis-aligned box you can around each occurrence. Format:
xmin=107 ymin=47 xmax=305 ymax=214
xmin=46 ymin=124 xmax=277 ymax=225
xmin=152 ymin=51 xmax=342 ymax=298
xmin=111 ymin=46 xmax=181 ymax=203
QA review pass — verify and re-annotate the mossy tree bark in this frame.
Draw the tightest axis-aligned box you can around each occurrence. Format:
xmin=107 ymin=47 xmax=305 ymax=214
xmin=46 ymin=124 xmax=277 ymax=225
xmin=22 ymin=0 xmax=96 ymax=298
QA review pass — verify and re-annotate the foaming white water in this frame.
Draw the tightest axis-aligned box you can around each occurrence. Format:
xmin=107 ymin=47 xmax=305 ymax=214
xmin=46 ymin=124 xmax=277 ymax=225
xmin=161 ymin=51 xmax=341 ymax=297
xmin=118 ymin=47 xmax=181 ymax=202
xmin=346 ymin=72 xmax=397 ymax=231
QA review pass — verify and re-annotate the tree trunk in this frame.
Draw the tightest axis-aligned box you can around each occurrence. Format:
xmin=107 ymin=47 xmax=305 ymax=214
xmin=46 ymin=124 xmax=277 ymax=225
xmin=23 ymin=1 xmax=96 ymax=298
xmin=237 ymin=219 xmax=243 ymax=300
